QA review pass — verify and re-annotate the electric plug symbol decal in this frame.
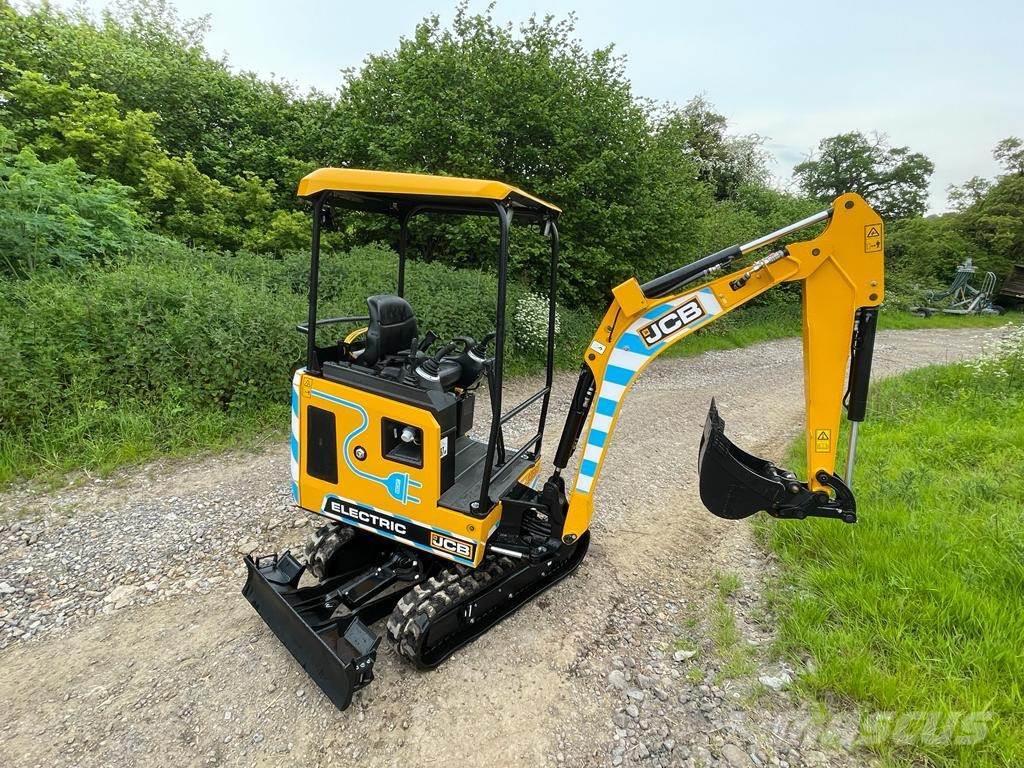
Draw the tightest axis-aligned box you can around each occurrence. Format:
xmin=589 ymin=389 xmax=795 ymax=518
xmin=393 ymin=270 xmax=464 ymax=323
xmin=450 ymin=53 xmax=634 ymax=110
xmin=384 ymin=471 xmax=421 ymax=505
xmin=311 ymin=389 xmax=422 ymax=505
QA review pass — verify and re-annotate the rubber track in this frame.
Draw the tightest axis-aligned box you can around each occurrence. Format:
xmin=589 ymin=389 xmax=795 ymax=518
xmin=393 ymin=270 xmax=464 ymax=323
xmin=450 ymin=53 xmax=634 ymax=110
xmin=303 ymin=523 xmax=357 ymax=580
xmin=386 ymin=556 xmax=516 ymax=664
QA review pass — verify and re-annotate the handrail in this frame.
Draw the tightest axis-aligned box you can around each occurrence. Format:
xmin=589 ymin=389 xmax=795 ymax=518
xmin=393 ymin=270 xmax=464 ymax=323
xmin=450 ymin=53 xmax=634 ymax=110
xmin=490 ymin=432 xmax=542 ymax=483
xmin=499 ymin=387 xmax=550 ymax=426
xmin=296 ymin=315 xmax=370 ymax=334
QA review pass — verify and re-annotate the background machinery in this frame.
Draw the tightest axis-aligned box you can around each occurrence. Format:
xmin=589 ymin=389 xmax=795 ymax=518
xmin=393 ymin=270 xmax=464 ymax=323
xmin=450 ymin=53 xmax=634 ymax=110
xmin=912 ymin=257 xmax=1002 ymax=316
xmin=243 ymin=169 xmax=885 ymax=709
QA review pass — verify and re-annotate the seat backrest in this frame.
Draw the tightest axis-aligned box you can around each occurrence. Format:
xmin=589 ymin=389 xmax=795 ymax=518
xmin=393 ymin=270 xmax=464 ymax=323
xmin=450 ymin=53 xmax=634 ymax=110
xmin=363 ymin=294 xmax=418 ymax=366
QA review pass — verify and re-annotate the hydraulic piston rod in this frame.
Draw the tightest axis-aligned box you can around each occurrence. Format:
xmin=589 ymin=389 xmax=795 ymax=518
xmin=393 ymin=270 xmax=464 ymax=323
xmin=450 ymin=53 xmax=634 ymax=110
xmin=739 ymin=208 xmax=832 ymax=254
xmin=641 ymin=207 xmax=832 ymax=299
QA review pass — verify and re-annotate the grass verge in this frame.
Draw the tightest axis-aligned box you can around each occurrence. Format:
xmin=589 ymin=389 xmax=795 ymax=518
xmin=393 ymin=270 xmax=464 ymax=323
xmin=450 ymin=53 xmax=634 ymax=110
xmin=761 ymin=331 xmax=1024 ymax=767
xmin=0 ymin=402 xmax=284 ymax=489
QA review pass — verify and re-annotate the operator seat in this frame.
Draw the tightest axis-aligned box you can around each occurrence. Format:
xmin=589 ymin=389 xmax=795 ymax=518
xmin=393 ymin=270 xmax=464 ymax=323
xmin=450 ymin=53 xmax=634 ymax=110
xmin=363 ymin=294 xmax=418 ymax=367
xmin=361 ymin=295 xmax=464 ymax=390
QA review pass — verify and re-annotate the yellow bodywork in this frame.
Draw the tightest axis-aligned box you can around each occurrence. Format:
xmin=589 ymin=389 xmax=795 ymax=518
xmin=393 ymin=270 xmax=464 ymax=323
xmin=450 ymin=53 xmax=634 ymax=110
xmin=562 ymin=193 xmax=884 ymax=540
xmin=288 ymin=186 xmax=882 ymax=561
xmin=297 ymin=167 xmax=560 ymax=214
xmin=292 ymin=371 xmax=535 ymax=567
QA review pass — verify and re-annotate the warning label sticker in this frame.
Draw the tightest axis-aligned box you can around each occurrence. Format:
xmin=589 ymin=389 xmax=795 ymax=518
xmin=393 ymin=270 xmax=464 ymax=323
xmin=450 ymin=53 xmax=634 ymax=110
xmin=815 ymin=429 xmax=832 ymax=453
xmin=864 ymin=223 xmax=883 ymax=253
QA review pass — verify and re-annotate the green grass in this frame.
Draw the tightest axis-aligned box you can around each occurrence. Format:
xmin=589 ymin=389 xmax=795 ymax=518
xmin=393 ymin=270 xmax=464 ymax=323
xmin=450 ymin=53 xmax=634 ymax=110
xmin=763 ymin=351 xmax=1024 ymax=767
xmin=715 ymin=570 xmax=743 ymax=599
xmin=0 ymin=401 xmax=285 ymax=488
xmin=709 ymin=571 xmax=756 ymax=682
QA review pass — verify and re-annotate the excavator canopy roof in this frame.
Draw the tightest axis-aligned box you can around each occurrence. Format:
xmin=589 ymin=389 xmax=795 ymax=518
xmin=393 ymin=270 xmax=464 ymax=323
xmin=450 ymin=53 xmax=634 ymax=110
xmin=297 ymin=167 xmax=560 ymax=220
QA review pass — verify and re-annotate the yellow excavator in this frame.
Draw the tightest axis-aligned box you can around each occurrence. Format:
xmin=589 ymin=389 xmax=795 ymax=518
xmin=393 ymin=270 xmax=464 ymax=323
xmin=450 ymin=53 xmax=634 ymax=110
xmin=243 ymin=168 xmax=884 ymax=709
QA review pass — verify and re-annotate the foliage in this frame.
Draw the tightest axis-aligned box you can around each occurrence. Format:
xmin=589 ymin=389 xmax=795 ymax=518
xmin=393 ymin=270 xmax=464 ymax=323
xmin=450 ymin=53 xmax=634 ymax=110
xmin=0 ymin=127 xmax=150 ymax=275
xmin=0 ymin=0 xmax=335 ymax=191
xmin=765 ymin=337 xmax=1024 ymax=767
xmin=885 ymin=214 xmax=986 ymax=287
xmin=0 ymin=62 xmax=307 ymax=252
xmin=954 ymin=143 xmax=1024 ymax=282
xmin=0 ymin=242 xmax=597 ymax=481
xmin=653 ymin=96 xmax=769 ymax=201
xmin=793 ymin=131 xmax=934 ymax=220
xmin=993 ymin=137 xmax=1024 ymax=176
xmin=333 ymin=4 xmax=712 ymax=304
xmin=512 ymin=292 xmax=559 ymax=353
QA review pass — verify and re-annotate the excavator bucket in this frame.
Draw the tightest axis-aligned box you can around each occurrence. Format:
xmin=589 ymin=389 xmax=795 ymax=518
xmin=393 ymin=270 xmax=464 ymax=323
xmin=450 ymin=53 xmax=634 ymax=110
xmin=697 ymin=399 xmax=856 ymax=522
xmin=698 ymin=399 xmax=798 ymax=520
xmin=242 ymin=552 xmax=380 ymax=710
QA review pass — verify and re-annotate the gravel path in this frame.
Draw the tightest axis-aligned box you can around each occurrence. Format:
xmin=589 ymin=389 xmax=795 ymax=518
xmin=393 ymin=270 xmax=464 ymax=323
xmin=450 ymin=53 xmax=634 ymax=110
xmin=0 ymin=327 xmax=1003 ymax=768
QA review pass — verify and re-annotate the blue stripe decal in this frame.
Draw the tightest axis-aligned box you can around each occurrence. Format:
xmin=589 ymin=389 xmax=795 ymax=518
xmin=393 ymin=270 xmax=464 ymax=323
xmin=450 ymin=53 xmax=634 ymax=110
xmin=580 ymin=459 xmax=598 ymax=477
xmin=588 ymin=429 xmax=607 ymax=448
xmin=595 ymin=397 xmax=617 ymax=417
xmin=290 ymin=434 xmax=299 ymax=460
xmin=291 ymin=481 xmax=299 ymax=502
xmin=291 ymin=388 xmax=299 ymax=417
xmin=615 ymin=332 xmax=661 ymax=355
xmin=643 ymin=303 xmax=674 ymax=320
xmin=605 ymin=365 xmax=635 ymax=385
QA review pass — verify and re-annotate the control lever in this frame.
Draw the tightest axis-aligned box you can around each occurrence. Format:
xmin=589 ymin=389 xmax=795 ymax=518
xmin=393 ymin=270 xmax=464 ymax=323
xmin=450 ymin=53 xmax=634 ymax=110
xmin=413 ymin=341 xmax=458 ymax=390
xmin=419 ymin=342 xmax=458 ymax=377
xmin=418 ymin=330 xmax=438 ymax=354
xmin=470 ymin=331 xmax=497 ymax=360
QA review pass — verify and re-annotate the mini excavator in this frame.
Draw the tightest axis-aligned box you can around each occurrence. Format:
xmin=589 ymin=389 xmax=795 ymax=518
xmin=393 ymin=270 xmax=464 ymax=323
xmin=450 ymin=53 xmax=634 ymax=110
xmin=243 ymin=168 xmax=884 ymax=709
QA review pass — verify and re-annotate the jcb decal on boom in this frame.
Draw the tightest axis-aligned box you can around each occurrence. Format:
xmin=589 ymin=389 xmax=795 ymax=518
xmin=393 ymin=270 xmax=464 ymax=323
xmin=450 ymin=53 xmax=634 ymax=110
xmin=637 ymin=296 xmax=707 ymax=346
xmin=320 ymin=494 xmax=478 ymax=565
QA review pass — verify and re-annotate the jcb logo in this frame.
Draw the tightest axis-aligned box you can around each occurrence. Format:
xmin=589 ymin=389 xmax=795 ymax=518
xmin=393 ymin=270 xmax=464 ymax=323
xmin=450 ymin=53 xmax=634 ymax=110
xmin=430 ymin=532 xmax=474 ymax=560
xmin=638 ymin=298 xmax=706 ymax=346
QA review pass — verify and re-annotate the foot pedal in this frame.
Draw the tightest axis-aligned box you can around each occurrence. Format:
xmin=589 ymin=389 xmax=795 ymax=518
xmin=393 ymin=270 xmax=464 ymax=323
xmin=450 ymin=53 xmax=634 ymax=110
xmin=697 ymin=399 xmax=856 ymax=523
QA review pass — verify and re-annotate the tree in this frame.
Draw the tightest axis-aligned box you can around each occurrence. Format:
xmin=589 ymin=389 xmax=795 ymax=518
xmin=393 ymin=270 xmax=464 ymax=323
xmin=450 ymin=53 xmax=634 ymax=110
xmin=956 ymin=138 xmax=1024 ymax=279
xmin=793 ymin=132 xmax=934 ymax=220
xmin=0 ymin=0 xmax=340 ymax=197
xmin=947 ymin=176 xmax=992 ymax=211
xmin=993 ymin=136 xmax=1024 ymax=176
xmin=653 ymin=96 xmax=769 ymax=201
xmin=335 ymin=4 xmax=711 ymax=304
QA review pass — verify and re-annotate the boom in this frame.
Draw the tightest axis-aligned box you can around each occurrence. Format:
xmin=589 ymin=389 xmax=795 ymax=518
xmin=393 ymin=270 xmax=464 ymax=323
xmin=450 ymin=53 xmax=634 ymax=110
xmin=549 ymin=193 xmax=885 ymax=541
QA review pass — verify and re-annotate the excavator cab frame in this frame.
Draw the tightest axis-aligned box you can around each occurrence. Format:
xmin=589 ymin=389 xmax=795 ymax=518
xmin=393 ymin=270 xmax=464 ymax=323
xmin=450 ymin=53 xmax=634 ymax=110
xmin=297 ymin=169 xmax=563 ymax=521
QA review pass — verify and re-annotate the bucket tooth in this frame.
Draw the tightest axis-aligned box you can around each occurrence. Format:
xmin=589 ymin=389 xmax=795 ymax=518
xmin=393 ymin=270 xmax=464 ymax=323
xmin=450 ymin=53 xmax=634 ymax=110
xmin=697 ymin=399 xmax=856 ymax=523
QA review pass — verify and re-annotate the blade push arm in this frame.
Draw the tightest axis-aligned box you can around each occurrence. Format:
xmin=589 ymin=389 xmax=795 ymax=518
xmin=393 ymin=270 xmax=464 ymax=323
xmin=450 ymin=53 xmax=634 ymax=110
xmin=552 ymin=193 xmax=884 ymax=543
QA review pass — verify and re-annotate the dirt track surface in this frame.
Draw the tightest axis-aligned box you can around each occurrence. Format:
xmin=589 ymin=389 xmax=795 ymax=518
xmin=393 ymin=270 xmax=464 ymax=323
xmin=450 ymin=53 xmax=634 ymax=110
xmin=0 ymin=328 xmax=1002 ymax=768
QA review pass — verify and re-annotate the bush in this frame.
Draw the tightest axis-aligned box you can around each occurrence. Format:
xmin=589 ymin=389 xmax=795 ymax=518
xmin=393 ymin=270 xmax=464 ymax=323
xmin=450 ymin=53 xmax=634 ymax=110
xmin=0 ymin=242 xmax=595 ymax=480
xmin=0 ymin=129 xmax=151 ymax=276
xmin=885 ymin=215 xmax=986 ymax=291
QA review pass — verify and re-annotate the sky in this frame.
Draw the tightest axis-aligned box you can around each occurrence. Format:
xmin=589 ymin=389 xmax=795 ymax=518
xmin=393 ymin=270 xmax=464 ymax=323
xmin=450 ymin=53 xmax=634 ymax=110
xmin=70 ymin=0 xmax=1024 ymax=212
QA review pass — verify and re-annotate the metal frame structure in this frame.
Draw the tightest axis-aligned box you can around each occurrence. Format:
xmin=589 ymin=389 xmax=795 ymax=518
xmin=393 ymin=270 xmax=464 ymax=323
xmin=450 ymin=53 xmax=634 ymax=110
xmin=300 ymin=180 xmax=561 ymax=519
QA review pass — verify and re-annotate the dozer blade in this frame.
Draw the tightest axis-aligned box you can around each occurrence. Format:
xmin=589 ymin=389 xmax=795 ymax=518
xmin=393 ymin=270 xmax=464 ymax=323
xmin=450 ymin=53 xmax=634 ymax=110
xmin=242 ymin=552 xmax=380 ymax=710
xmin=697 ymin=399 xmax=856 ymax=523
